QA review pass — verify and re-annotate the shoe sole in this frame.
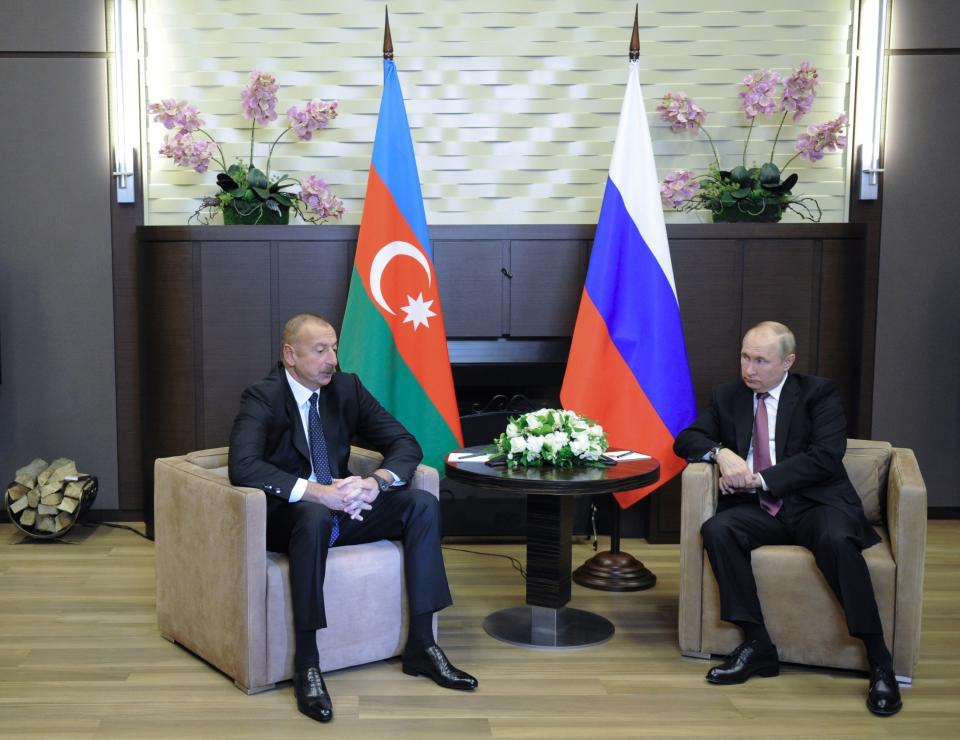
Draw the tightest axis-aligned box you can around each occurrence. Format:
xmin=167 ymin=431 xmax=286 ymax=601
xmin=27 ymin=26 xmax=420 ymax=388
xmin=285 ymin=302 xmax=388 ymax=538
xmin=706 ymin=665 xmax=780 ymax=685
xmin=867 ymin=699 xmax=903 ymax=717
xmin=296 ymin=703 xmax=333 ymax=723
xmin=402 ymin=664 xmax=477 ymax=690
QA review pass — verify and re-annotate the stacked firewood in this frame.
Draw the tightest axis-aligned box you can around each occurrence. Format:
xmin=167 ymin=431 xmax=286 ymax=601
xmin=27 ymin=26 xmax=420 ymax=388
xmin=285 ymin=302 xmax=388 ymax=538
xmin=5 ymin=458 xmax=93 ymax=535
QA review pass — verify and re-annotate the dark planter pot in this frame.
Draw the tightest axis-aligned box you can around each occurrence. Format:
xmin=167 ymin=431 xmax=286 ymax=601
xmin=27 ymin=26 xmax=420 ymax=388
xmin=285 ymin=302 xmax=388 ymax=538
xmin=223 ymin=203 xmax=290 ymax=225
xmin=712 ymin=201 xmax=785 ymax=223
xmin=712 ymin=203 xmax=784 ymax=224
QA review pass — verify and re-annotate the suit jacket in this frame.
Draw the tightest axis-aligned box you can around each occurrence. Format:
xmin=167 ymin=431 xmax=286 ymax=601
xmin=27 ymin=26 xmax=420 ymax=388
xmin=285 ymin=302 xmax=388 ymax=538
xmin=228 ymin=363 xmax=423 ymax=500
xmin=674 ymin=373 xmax=878 ymax=546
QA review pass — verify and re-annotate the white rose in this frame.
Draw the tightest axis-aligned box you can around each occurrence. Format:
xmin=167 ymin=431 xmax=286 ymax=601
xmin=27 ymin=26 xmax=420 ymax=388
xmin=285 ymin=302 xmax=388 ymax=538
xmin=506 ymin=422 xmax=520 ymax=438
xmin=586 ymin=424 xmax=604 ymax=438
xmin=569 ymin=436 xmax=589 ymax=455
xmin=525 ymin=435 xmax=544 ymax=454
xmin=510 ymin=436 xmax=527 ymax=454
xmin=525 ymin=411 xmax=543 ymax=429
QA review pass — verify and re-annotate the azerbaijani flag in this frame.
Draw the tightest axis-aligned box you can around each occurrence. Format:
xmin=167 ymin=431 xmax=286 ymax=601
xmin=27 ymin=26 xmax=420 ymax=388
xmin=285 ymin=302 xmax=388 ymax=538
xmin=339 ymin=58 xmax=462 ymax=471
xmin=560 ymin=60 xmax=695 ymax=509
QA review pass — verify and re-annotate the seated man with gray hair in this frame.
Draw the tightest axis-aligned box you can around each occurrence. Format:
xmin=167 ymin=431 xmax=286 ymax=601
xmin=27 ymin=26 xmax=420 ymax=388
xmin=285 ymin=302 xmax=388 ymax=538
xmin=674 ymin=320 xmax=901 ymax=717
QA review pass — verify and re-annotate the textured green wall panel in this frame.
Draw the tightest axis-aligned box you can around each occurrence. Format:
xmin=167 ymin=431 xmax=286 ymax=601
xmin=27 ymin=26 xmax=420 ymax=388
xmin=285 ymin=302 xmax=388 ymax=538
xmin=144 ymin=0 xmax=854 ymax=225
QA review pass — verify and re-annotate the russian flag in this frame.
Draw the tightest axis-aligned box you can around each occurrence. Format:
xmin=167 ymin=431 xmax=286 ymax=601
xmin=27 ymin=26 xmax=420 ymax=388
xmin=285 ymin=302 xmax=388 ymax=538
xmin=339 ymin=58 xmax=462 ymax=471
xmin=560 ymin=60 xmax=695 ymax=508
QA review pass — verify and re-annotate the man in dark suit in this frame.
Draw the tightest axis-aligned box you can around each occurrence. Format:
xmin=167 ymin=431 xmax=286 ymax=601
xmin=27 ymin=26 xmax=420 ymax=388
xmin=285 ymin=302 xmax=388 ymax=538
xmin=229 ymin=313 xmax=477 ymax=724
xmin=674 ymin=321 xmax=901 ymax=717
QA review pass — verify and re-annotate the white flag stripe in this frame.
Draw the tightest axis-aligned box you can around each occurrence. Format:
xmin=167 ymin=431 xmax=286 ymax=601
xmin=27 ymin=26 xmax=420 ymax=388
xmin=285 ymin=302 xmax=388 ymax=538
xmin=607 ymin=62 xmax=679 ymax=302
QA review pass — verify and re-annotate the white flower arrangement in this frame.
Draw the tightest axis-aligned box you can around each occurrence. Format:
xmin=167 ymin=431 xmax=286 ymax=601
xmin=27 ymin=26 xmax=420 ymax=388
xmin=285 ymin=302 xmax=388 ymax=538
xmin=493 ymin=408 xmax=608 ymax=469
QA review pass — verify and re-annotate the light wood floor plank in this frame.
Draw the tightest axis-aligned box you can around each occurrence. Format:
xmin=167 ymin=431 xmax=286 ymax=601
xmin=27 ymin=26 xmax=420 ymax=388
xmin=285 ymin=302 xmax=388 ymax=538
xmin=0 ymin=521 xmax=957 ymax=738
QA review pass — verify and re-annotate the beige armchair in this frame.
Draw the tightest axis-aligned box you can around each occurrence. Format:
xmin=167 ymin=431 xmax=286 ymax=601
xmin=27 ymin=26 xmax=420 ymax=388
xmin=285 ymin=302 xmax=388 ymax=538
xmin=154 ymin=446 xmax=439 ymax=694
xmin=679 ymin=439 xmax=926 ymax=684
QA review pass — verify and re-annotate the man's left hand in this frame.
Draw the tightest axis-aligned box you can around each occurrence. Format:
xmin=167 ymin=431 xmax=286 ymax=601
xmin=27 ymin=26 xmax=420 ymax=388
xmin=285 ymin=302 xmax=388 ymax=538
xmin=335 ymin=476 xmax=384 ymax=519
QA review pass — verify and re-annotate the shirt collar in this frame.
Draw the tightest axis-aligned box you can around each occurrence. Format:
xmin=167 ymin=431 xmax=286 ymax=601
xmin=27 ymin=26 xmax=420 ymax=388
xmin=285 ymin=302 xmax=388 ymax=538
xmin=284 ymin=369 xmax=320 ymax=408
xmin=764 ymin=371 xmax=789 ymax=402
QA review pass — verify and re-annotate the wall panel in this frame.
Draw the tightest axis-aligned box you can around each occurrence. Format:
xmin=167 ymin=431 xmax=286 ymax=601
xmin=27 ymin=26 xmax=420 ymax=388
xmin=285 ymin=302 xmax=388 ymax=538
xmin=143 ymin=0 xmax=855 ymax=226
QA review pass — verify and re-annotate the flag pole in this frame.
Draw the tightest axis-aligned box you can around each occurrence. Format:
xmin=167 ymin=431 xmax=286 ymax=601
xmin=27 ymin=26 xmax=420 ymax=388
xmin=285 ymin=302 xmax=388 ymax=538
xmin=572 ymin=6 xmax=657 ymax=592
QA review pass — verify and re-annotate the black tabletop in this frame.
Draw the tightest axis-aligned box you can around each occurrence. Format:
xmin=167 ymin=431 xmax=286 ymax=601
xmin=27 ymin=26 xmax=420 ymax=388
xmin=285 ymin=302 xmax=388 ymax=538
xmin=445 ymin=446 xmax=660 ymax=496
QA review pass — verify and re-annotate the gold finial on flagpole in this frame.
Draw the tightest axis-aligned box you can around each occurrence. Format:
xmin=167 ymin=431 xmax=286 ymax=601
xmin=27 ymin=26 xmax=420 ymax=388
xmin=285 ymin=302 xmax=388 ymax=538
xmin=383 ymin=6 xmax=394 ymax=60
xmin=629 ymin=5 xmax=640 ymax=61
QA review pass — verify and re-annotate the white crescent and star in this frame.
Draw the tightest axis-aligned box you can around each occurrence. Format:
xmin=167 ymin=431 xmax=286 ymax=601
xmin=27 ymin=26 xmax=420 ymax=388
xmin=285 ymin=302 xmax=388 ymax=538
xmin=369 ymin=240 xmax=437 ymax=330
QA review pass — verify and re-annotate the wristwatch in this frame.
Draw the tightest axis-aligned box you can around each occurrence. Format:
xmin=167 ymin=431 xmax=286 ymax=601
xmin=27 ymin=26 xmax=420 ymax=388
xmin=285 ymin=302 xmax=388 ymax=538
xmin=707 ymin=445 xmax=723 ymax=463
xmin=371 ymin=472 xmax=392 ymax=493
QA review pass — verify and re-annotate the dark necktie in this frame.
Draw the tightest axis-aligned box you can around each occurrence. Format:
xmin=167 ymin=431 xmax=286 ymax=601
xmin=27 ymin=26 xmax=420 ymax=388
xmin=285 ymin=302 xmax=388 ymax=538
xmin=753 ymin=392 xmax=782 ymax=517
xmin=308 ymin=392 xmax=339 ymax=545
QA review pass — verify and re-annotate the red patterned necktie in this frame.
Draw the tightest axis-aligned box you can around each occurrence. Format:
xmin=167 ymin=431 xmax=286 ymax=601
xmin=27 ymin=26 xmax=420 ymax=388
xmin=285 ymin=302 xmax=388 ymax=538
xmin=753 ymin=392 xmax=782 ymax=517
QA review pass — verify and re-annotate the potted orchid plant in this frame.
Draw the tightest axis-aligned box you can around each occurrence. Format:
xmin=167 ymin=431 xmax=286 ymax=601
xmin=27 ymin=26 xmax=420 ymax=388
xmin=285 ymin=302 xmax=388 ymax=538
xmin=658 ymin=62 xmax=847 ymax=223
xmin=149 ymin=71 xmax=345 ymax=225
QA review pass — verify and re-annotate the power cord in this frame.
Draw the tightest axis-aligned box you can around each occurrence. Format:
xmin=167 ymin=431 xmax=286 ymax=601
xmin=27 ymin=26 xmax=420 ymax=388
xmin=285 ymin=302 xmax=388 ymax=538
xmin=82 ymin=521 xmax=151 ymax=540
xmin=441 ymin=545 xmax=527 ymax=581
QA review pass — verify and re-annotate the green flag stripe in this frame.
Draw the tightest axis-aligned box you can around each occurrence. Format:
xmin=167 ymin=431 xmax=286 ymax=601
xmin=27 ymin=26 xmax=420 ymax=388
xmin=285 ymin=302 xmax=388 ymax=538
xmin=339 ymin=269 xmax=460 ymax=472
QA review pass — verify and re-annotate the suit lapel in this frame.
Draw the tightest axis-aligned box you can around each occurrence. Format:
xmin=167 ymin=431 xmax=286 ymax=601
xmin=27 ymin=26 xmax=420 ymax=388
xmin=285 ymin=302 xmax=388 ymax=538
xmin=316 ymin=383 xmax=342 ymax=478
xmin=734 ymin=385 xmax=755 ymax=457
xmin=775 ymin=374 xmax=799 ymax=462
xmin=283 ymin=375 xmax=311 ymax=466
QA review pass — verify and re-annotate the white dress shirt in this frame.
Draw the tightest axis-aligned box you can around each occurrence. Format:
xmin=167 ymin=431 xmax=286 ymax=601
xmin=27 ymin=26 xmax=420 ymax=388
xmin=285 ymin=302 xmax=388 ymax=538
xmin=284 ymin=369 xmax=398 ymax=503
xmin=746 ymin=371 xmax=789 ymax=490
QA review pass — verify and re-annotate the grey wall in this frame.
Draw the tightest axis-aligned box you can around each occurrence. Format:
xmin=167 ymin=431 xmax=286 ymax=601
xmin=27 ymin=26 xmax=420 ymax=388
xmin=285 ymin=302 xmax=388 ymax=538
xmin=0 ymin=0 xmax=120 ymax=507
xmin=873 ymin=0 xmax=960 ymax=508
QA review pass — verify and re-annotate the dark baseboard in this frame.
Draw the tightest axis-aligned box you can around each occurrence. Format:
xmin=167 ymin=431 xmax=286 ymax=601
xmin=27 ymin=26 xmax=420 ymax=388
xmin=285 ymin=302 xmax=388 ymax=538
xmin=929 ymin=507 xmax=960 ymax=519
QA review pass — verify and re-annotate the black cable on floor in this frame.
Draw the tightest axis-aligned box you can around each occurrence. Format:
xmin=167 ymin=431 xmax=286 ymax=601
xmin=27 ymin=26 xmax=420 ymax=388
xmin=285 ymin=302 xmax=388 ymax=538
xmin=82 ymin=521 xmax=151 ymax=540
xmin=441 ymin=545 xmax=527 ymax=581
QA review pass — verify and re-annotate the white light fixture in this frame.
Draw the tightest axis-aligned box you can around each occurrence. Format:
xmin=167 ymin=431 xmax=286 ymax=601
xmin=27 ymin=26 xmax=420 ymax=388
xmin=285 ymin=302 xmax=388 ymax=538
xmin=855 ymin=0 xmax=889 ymax=200
xmin=112 ymin=0 xmax=140 ymax=204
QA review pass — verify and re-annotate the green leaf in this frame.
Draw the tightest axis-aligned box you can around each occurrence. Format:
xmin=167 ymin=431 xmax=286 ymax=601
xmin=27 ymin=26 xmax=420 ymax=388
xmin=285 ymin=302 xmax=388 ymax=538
xmin=759 ymin=162 xmax=781 ymax=186
xmin=226 ymin=163 xmax=246 ymax=182
xmin=251 ymin=185 xmax=272 ymax=200
xmin=729 ymin=166 xmax=751 ymax=186
xmin=273 ymin=193 xmax=293 ymax=207
xmin=762 ymin=172 xmax=800 ymax=195
xmin=247 ymin=166 xmax=269 ymax=190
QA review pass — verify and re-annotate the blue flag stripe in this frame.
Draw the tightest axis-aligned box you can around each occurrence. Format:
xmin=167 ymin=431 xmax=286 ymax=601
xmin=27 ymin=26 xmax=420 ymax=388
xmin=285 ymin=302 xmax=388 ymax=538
xmin=584 ymin=177 xmax=695 ymax=437
xmin=370 ymin=59 xmax=432 ymax=257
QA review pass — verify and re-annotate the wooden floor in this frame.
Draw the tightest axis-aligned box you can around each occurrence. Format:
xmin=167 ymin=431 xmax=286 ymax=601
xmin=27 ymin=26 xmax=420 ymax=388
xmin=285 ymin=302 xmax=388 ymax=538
xmin=1 ymin=521 xmax=958 ymax=739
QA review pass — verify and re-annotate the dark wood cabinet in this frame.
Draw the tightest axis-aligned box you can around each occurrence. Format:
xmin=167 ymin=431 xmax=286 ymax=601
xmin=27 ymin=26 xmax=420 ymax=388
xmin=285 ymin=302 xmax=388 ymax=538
xmin=139 ymin=223 xmax=876 ymax=541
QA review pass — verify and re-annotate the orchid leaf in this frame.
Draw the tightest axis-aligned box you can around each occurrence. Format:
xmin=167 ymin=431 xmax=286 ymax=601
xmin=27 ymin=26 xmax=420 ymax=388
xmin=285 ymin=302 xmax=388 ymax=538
xmin=730 ymin=166 xmax=751 ymax=186
xmin=759 ymin=163 xmax=781 ymax=186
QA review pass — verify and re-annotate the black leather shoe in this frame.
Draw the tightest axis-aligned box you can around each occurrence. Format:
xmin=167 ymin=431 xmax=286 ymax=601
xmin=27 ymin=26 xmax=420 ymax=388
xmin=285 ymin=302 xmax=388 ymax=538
xmin=402 ymin=644 xmax=478 ymax=690
xmin=292 ymin=666 xmax=333 ymax=723
xmin=867 ymin=664 xmax=902 ymax=716
xmin=706 ymin=639 xmax=780 ymax=685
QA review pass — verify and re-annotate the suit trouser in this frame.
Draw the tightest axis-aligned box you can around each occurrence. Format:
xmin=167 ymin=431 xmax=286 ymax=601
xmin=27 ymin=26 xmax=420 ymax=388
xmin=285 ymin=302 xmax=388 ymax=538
xmin=265 ymin=488 xmax=453 ymax=632
xmin=700 ymin=494 xmax=884 ymax=636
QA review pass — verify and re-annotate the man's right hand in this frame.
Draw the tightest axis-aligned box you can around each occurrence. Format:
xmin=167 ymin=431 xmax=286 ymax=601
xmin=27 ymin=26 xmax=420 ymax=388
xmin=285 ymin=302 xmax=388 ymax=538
xmin=715 ymin=448 xmax=762 ymax=494
xmin=302 ymin=477 xmax=372 ymax=519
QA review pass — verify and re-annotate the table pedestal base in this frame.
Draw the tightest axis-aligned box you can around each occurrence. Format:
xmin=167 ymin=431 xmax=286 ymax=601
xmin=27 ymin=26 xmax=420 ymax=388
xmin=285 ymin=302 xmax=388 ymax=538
xmin=483 ymin=605 xmax=614 ymax=649
xmin=573 ymin=550 xmax=657 ymax=591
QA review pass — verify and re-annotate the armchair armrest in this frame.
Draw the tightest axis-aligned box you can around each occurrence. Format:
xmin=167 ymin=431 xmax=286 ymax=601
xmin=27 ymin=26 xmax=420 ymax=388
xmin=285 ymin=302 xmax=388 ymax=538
xmin=886 ymin=447 xmax=927 ymax=678
xmin=154 ymin=453 xmax=269 ymax=691
xmin=348 ymin=445 xmax=440 ymax=499
xmin=678 ymin=462 xmax=719 ymax=654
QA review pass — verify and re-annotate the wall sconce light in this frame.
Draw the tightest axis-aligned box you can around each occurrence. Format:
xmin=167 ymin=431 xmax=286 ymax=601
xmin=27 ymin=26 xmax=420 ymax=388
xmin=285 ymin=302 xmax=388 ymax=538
xmin=855 ymin=0 xmax=890 ymax=200
xmin=112 ymin=0 xmax=139 ymax=204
